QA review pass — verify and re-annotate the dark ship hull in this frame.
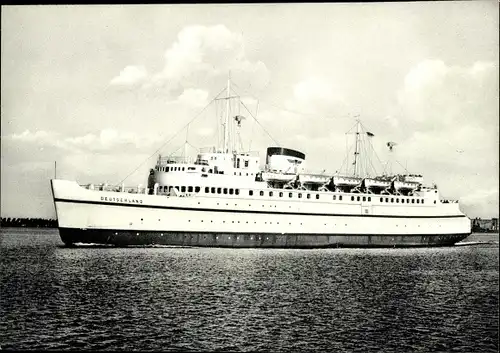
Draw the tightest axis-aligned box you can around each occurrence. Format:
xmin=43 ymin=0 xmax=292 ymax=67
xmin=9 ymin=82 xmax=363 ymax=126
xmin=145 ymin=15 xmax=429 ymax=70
xmin=59 ymin=227 xmax=469 ymax=248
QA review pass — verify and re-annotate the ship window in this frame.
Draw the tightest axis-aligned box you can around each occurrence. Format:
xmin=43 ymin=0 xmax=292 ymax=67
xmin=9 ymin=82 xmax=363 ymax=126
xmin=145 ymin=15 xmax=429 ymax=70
xmin=289 ymin=192 xmax=293 ymax=198
xmin=269 ymin=191 xmax=273 ymax=197
xmin=229 ymin=188 xmax=234 ymax=195
xmin=406 ymin=199 xmax=410 ymax=203
xmin=205 ymin=187 xmax=209 ymax=193
xmin=211 ymin=187 xmax=215 ymax=193
xmin=298 ymin=193 xmax=302 ymax=198
xmin=412 ymin=199 xmax=415 ymax=204
xmin=235 ymin=189 xmax=240 ymax=195
xmin=237 ymin=159 xmax=240 ymax=168
xmin=249 ymin=190 xmax=253 ymax=196
xmin=279 ymin=192 xmax=283 ymax=197
xmin=316 ymin=194 xmax=320 ymax=200
xmin=244 ymin=160 xmax=249 ymax=167
xmin=368 ymin=197 xmax=371 ymax=202
xmin=209 ymin=169 xmax=213 ymax=173
xmin=181 ymin=186 xmax=186 ymax=192
xmin=260 ymin=191 xmax=264 ymax=196
xmin=217 ymin=187 xmax=222 ymax=194
xmin=333 ymin=195 xmax=336 ymax=200
xmin=182 ymin=167 xmax=185 ymax=171
xmin=391 ymin=198 xmax=394 ymax=203
xmin=351 ymin=196 xmax=355 ymax=201
xmin=195 ymin=186 xmax=200 ymax=193
xmin=223 ymin=188 xmax=228 ymax=194
xmin=188 ymin=186 xmax=193 ymax=192
xmin=380 ymin=198 xmax=383 ymax=202
xmin=396 ymin=198 xmax=399 ymax=203
xmin=422 ymin=200 xmax=425 ymax=204
xmin=416 ymin=199 xmax=420 ymax=204
xmin=246 ymin=173 xmax=248 ymax=176
xmin=385 ymin=198 xmax=389 ymax=202
xmin=307 ymin=194 xmax=311 ymax=199
xmin=362 ymin=196 xmax=366 ymax=202
xmin=357 ymin=196 xmax=360 ymax=201
xmin=434 ymin=200 xmax=436 ymax=204
xmin=166 ymin=167 xmax=170 ymax=172
xmin=339 ymin=196 xmax=342 ymax=201
xmin=188 ymin=167 xmax=195 ymax=171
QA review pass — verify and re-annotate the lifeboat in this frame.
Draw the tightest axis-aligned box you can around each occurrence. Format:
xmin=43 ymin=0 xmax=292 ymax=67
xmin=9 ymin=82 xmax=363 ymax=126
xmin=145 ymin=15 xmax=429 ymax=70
xmin=363 ymin=178 xmax=391 ymax=189
xmin=333 ymin=176 xmax=362 ymax=187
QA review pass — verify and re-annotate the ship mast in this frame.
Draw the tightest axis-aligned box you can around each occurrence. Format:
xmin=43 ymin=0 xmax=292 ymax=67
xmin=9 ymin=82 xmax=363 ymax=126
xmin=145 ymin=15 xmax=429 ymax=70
xmin=223 ymin=72 xmax=231 ymax=153
xmin=352 ymin=118 xmax=360 ymax=177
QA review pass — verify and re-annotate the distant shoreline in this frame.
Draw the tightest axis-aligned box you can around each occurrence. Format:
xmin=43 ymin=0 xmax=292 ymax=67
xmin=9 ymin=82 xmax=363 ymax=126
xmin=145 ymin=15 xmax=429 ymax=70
xmin=1 ymin=218 xmax=57 ymax=228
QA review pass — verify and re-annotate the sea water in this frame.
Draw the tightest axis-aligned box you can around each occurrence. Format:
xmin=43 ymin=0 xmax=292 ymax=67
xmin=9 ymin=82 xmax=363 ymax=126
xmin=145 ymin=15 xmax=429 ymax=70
xmin=0 ymin=228 xmax=498 ymax=352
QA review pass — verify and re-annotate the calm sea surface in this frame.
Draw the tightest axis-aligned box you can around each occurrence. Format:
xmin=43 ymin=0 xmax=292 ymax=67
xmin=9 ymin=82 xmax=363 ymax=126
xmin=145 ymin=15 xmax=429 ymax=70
xmin=1 ymin=228 xmax=498 ymax=352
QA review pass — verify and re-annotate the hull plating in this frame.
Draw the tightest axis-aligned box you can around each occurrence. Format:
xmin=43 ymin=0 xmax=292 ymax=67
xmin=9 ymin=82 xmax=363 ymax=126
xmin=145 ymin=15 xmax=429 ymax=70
xmin=58 ymin=228 xmax=469 ymax=248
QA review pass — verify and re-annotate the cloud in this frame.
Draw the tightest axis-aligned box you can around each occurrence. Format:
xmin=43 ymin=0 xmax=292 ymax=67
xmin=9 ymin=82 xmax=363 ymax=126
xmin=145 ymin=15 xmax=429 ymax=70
xmin=4 ymin=128 xmax=165 ymax=155
xmin=461 ymin=188 xmax=499 ymax=219
xmin=395 ymin=59 xmax=498 ymax=130
xmin=109 ymin=25 xmax=270 ymax=96
xmin=285 ymin=77 xmax=346 ymax=116
xmin=174 ymin=88 xmax=209 ymax=107
xmin=110 ymin=65 xmax=148 ymax=86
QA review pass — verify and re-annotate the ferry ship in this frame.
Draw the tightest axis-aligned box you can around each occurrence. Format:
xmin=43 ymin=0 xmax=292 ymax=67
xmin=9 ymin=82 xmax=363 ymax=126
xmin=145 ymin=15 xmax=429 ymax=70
xmin=50 ymin=77 xmax=471 ymax=247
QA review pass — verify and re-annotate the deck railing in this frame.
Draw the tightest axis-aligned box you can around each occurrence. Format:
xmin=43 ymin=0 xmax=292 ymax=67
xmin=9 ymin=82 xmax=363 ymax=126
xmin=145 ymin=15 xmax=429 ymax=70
xmin=79 ymin=183 xmax=148 ymax=194
xmin=158 ymin=156 xmax=195 ymax=165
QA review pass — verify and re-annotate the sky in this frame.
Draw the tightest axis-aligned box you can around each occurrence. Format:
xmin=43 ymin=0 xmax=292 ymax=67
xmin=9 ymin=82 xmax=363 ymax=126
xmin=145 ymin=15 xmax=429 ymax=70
xmin=1 ymin=2 xmax=498 ymax=219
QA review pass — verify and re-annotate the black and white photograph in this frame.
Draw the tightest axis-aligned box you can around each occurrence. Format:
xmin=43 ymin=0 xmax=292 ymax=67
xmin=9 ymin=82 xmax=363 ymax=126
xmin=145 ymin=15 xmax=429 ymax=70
xmin=1 ymin=2 xmax=498 ymax=352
